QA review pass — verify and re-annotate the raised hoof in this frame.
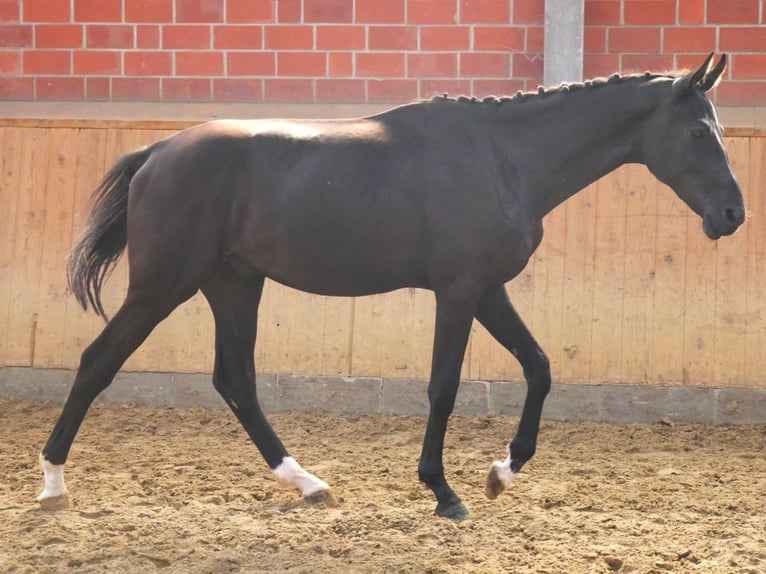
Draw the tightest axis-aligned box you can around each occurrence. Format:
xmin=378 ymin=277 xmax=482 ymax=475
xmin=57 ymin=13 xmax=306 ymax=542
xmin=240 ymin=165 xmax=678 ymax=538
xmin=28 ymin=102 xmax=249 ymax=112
xmin=37 ymin=493 xmax=71 ymax=511
xmin=485 ymin=464 xmax=505 ymax=500
xmin=435 ymin=501 xmax=469 ymax=522
xmin=303 ymin=489 xmax=339 ymax=508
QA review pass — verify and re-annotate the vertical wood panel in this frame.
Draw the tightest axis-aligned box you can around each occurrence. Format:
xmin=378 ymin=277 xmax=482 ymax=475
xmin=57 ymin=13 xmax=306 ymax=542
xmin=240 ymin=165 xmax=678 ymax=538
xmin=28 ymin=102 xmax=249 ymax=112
xmin=0 ymin=128 xmax=25 ymax=366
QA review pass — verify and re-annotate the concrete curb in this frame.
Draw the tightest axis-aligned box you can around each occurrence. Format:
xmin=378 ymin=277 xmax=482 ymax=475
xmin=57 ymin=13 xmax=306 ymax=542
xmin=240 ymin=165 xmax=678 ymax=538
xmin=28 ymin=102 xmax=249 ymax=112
xmin=1 ymin=367 xmax=764 ymax=424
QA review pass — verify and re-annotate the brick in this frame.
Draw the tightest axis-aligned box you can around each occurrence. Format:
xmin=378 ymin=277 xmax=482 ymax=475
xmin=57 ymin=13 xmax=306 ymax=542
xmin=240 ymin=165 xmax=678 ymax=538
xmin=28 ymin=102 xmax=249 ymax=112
xmin=622 ymin=53 xmax=674 ymax=73
xmin=176 ymin=0 xmax=223 ymax=23
xmin=407 ymin=0 xmax=457 ymax=24
xmin=317 ymin=78 xmax=366 ymax=102
xmin=544 ymin=383 xmax=603 ymax=421
xmin=112 ymin=77 xmax=161 ymax=100
xmin=264 ymin=25 xmax=313 ymax=49
xmin=227 ymin=51 xmax=275 ymax=75
xmin=125 ymin=0 xmax=173 ymax=23
xmin=36 ymin=76 xmax=85 ymax=99
xmin=381 ymin=379 xmax=429 ymax=415
xmin=420 ymin=26 xmax=470 ymax=51
xmin=356 ymin=0 xmax=404 ymax=23
xmin=213 ymin=78 xmax=263 ymax=102
xmin=474 ymin=27 xmax=525 ymax=51
xmin=0 ymin=24 xmax=32 ymax=46
xmin=461 ymin=0 xmax=509 ymax=23
xmin=328 ymin=51 xmax=352 ymax=76
xmin=35 ymin=24 xmax=83 ymax=48
xmin=226 ymin=0 xmax=273 ymax=22
xmin=720 ymin=26 xmax=766 ymax=52
xmin=584 ymin=0 xmax=621 ymax=25
xmin=512 ymin=52 xmax=543 ymax=78
xmin=86 ymin=24 xmax=134 ymax=48
xmin=99 ymin=372 xmax=172 ymax=406
xmin=453 ymin=380 xmax=489 ymax=416
xmin=24 ymin=0 xmax=69 ymax=22
xmin=316 ymin=25 xmax=365 ymax=50
xmin=674 ymin=52 xmax=715 ymax=71
xmin=609 ymin=27 xmax=661 ymax=52
xmin=73 ymin=50 xmax=121 ymax=74
xmin=136 ymin=25 xmax=159 ymax=48
xmin=356 ymin=52 xmax=405 ymax=77
xmin=526 ymin=26 xmax=544 ymax=51
xmin=277 ymin=51 xmax=326 ymax=76
xmin=0 ymin=76 xmax=33 ymax=98
xmin=124 ymin=50 xmax=172 ymax=75
xmin=732 ymin=54 xmax=766 ymax=80
xmin=175 ymin=51 xmax=224 ymax=76
xmin=74 ymin=0 xmax=121 ymax=22
xmin=707 ymin=0 xmax=758 ymax=24
xmin=277 ymin=0 xmax=301 ymax=22
xmin=408 ymin=53 xmax=457 ymax=77
xmin=264 ymin=78 xmax=314 ymax=101
xmin=368 ymin=25 xmax=417 ymax=50
xmin=584 ymin=26 xmax=606 ymax=52
xmin=663 ymin=27 xmax=716 ymax=52
xmin=583 ymin=53 xmax=620 ymax=78
xmin=715 ymin=388 xmax=766 ymax=424
xmin=512 ymin=0 xmax=544 ymax=24
xmin=162 ymin=77 xmax=211 ymax=101
xmin=0 ymin=49 xmax=19 ymax=72
xmin=168 ymin=373 xmax=226 ymax=410
xmin=460 ymin=52 xmax=509 ymax=77
xmin=85 ymin=76 xmax=110 ymax=99
xmin=602 ymin=384 xmax=669 ymax=423
xmin=304 ymin=0 xmax=352 ymax=23
xmin=0 ymin=0 xmax=20 ymax=22
xmin=475 ymin=78 xmax=524 ymax=95
xmin=367 ymin=78 xmax=418 ymax=102
xmin=0 ymin=368 xmax=71 ymax=402
xmin=715 ymin=80 xmax=766 ymax=105
xmin=162 ymin=25 xmax=211 ymax=49
xmin=678 ymin=0 xmax=705 ymax=24
xmin=419 ymin=78 xmax=471 ymax=98
xmin=624 ymin=0 xmax=677 ymax=25
xmin=213 ymin=25 xmax=263 ymax=49
xmin=489 ymin=380 xmax=526 ymax=415
xmin=23 ymin=49 xmax=69 ymax=73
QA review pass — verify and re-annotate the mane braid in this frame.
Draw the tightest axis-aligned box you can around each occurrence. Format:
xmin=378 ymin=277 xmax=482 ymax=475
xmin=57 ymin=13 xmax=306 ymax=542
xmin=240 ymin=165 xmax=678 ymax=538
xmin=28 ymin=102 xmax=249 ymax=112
xmin=431 ymin=71 xmax=672 ymax=106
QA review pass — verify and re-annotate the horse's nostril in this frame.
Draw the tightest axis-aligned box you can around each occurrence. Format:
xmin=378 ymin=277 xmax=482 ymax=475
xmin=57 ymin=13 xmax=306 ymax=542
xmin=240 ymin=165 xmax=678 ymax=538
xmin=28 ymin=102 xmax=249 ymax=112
xmin=725 ymin=208 xmax=736 ymax=222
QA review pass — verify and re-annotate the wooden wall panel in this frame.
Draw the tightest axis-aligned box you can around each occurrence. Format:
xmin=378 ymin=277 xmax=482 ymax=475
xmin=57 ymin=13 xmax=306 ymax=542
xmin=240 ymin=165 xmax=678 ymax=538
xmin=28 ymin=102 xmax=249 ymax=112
xmin=1 ymin=125 xmax=764 ymax=390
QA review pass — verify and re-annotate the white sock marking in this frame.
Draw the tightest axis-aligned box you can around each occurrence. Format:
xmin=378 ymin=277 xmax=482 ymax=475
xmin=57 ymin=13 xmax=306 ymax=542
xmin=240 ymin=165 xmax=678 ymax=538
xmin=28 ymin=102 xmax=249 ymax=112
xmin=273 ymin=457 xmax=329 ymax=497
xmin=36 ymin=453 xmax=68 ymax=501
xmin=490 ymin=453 xmax=518 ymax=489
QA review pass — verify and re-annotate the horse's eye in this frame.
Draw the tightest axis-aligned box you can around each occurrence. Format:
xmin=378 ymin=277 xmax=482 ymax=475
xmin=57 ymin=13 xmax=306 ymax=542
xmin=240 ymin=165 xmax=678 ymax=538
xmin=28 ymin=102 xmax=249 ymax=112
xmin=691 ymin=126 xmax=707 ymax=138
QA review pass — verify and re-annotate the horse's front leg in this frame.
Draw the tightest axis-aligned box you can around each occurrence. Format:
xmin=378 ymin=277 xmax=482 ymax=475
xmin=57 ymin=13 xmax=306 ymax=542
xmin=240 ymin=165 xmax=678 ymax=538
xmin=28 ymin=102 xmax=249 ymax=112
xmin=418 ymin=287 xmax=478 ymax=521
xmin=475 ymin=285 xmax=551 ymax=500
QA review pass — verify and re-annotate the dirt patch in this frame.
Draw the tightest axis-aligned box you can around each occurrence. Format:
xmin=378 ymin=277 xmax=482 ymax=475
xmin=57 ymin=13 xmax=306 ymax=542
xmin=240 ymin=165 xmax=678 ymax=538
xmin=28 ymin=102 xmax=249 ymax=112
xmin=1 ymin=399 xmax=764 ymax=573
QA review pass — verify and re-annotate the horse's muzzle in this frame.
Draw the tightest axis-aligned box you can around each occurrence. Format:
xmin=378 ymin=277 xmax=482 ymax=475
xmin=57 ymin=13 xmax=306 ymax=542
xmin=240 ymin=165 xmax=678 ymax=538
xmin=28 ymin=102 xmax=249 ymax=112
xmin=703 ymin=204 xmax=745 ymax=240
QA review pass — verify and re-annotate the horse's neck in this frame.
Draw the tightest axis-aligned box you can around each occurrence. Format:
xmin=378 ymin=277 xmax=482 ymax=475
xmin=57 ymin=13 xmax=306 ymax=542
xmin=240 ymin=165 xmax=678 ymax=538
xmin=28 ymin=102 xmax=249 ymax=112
xmin=493 ymin=79 xmax=664 ymax=219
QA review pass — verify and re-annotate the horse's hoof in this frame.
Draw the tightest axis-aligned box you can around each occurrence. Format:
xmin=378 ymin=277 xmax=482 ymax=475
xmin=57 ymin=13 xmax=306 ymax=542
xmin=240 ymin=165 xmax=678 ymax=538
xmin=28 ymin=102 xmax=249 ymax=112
xmin=486 ymin=460 xmax=516 ymax=500
xmin=37 ymin=492 xmax=71 ymax=510
xmin=303 ymin=489 xmax=338 ymax=508
xmin=435 ymin=500 xmax=469 ymax=522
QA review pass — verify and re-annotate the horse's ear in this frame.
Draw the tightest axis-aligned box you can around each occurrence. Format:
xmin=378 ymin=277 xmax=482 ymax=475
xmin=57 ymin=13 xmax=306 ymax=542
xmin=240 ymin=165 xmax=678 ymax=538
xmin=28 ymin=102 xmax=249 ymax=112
xmin=672 ymin=52 xmax=715 ymax=98
xmin=698 ymin=54 xmax=726 ymax=91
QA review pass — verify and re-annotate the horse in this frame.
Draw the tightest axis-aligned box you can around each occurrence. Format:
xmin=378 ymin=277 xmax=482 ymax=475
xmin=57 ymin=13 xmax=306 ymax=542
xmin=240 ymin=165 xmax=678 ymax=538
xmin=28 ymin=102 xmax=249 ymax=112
xmin=36 ymin=54 xmax=743 ymax=521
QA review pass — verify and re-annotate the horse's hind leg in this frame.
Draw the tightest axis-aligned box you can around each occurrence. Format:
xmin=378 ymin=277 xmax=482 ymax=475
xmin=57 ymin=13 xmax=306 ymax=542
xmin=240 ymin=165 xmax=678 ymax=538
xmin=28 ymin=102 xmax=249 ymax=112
xmin=201 ymin=265 xmax=334 ymax=505
xmin=37 ymin=289 xmax=187 ymax=508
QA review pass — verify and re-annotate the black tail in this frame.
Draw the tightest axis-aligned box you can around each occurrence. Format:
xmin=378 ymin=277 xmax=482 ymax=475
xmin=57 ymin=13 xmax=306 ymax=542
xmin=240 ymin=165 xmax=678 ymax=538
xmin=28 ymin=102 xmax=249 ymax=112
xmin=68 ymin=144 xmax=157 ymax=320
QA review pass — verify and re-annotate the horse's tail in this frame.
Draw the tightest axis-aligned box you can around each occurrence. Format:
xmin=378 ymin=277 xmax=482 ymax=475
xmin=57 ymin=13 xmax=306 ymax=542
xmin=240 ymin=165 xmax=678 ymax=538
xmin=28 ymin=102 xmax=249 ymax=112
xmin=67 ymin=143 xmax=159 ymax=320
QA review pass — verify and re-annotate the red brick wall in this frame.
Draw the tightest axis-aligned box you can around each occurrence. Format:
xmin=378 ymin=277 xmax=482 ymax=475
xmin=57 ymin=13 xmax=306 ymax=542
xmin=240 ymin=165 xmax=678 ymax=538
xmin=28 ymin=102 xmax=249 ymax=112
xmin=0 ymin=0 xmax=764 ymax=104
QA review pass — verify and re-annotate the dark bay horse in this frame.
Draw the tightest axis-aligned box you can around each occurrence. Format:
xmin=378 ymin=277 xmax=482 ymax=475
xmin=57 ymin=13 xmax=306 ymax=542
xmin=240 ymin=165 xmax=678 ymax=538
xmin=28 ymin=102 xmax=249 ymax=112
xmin=37 ymin=54 xmax=743 ymax=520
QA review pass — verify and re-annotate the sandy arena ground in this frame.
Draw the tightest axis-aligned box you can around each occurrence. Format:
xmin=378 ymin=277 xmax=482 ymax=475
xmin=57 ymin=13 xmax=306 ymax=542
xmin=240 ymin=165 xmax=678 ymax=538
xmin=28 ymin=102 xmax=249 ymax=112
xmin=0 ymin=398 xmax=764 ymax=573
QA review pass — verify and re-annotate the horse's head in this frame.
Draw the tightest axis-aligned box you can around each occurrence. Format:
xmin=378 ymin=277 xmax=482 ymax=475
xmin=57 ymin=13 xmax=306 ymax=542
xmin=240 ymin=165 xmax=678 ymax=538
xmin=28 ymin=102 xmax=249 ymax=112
xmin=642 ymin=53 xmax=745 ymax=240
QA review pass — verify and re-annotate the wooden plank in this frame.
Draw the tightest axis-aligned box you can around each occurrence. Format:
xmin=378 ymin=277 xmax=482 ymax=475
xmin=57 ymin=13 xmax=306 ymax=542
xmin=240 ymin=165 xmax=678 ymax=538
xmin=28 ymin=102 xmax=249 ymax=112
xmin=4 ymin=128 xmax=52 ymax=366
xmin=744 ymin=136 xmax=766 ymax=387
xmin=0 ymin=128 xmax=26 ymax=366
xmin=321 ymin=296 xmax=354 ymax=376
xmin=590 ymin=175 xmax=627 ymax=383
xmin=620 ymin=165 xmax=657 ymax=384
xmin=61 ymin=128 xmax=110 ymax=369
xmin=32 ymin=128 xmax=80 ymax=368
xmin=255 ymin=279 xmax=281 ymax=375
xmin=713 ymin=137 xmax=751 ymax=387
xmin=559 ymin=183 xmax=597 ymax=383
xmin=349 ymin=293 xmax=385 ymax=377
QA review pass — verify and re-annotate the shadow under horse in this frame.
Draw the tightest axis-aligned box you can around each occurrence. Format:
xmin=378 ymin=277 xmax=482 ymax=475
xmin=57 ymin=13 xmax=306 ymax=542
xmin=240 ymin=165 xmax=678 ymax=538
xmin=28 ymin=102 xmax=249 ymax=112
xmin=37 ymin=54 xmax=744 ymax=520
